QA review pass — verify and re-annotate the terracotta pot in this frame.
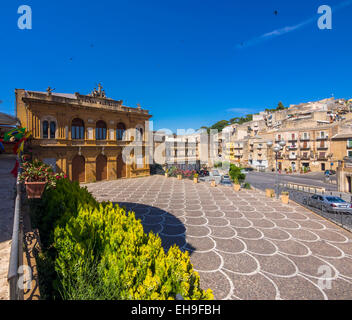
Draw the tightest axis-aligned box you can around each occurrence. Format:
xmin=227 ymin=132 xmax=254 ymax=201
xmin=193 ymin=178 xmax=198 ymax=184
xmin=177 ymin=175 xmax=182 ymax=180
xmin=281 ymin=194 xmax=289 ymax=204
xmin=233 ymin=184 xmax=241 ymax=192
xmin=266 ymin=189 xmax=275 ymax=198
xmin=25 ymin=181 xmax=47 ymax=199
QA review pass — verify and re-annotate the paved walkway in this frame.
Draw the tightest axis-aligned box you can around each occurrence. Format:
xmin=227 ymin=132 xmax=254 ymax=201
xmin=0 ymin=155 xmax=16 ymax=300
xmin=84 ymin=176 xmax=352 ymax=300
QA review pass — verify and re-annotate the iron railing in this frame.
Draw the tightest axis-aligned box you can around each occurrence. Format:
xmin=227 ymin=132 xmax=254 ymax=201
xmin=280 ymin=183 xmax=352 ymax=233
xmin=7 ymin=170 xmax=24 ymax=300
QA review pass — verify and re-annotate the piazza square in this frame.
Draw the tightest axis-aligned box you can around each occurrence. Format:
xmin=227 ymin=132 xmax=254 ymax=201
xmin=84 ymin=176 xmax=352 ymax=300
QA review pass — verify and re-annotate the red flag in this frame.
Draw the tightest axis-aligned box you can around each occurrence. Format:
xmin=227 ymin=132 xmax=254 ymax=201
xmin=11 ymin=160 xmax=19 ymax=178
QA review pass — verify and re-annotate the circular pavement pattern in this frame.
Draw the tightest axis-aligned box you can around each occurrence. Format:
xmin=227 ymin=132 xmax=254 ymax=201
xmin=84 ymin=176 xmax=352 ymax=300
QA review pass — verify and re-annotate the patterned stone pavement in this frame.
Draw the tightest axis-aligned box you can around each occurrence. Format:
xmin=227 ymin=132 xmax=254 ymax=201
xmin=84 ymin=176 xmax=352 ymax=300
xmin=0 ymin=155 xmax=16 ymax=300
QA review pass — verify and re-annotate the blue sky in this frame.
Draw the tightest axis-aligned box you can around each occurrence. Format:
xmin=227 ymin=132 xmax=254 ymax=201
xmin=0 ymin=0 xmax=351 ymax=132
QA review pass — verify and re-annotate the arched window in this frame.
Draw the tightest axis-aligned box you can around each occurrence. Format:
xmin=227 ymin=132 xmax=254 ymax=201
xmin=116 ymin=122 xmax=126 ymax=141
xmin=136 ymin=126 xmax=143 ymax=141
xmin=96 ymin=120 xmax=107 ymax=140
xmin=42 ymin=121 xmax=49 ymax=139
xmin=50 ymin=121 xmax=56 ymax=139
xmin=72 ymin=118 xmax=85 ymax=140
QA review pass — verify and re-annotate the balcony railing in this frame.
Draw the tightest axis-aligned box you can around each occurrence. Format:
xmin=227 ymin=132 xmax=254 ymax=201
xmin=316 ymin=136 xmax=328 ymax=140
xmin=300 ymin=136 xmax=310 ymax=141
xmin=317 ymin=145 xmax=328 ymax=150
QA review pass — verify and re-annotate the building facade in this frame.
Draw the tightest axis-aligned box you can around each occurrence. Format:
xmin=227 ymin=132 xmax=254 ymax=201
xmin=223 ymin=98 xmax=352 ymax=174
xmin=16 ymin=87 xmax=152 ymax=183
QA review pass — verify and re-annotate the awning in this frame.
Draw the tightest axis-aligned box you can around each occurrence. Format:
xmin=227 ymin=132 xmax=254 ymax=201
xmin=0 ymin=112 xmax=20 ymax=127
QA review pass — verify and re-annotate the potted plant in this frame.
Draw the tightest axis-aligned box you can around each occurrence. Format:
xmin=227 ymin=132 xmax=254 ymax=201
xmin=233 ymin=177 xmax=241 ymax=192
xmin=19 ymin=160 xmax=66 ymax=199
xmin=193 ymin=173 xmax=199 ymax=184
xmin=266 ymin=188 xmax=275 ymax=198
xmin=176 ymin=169 xmax=183 ymax=180
xmin=281 ymin=191 xmax=289 ymax=204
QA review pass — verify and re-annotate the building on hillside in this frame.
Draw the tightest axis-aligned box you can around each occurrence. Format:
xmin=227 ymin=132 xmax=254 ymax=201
xmin=223 ymin=98 xmax=352 ymax=172
xmin=15 ymin=86 xmax=152 ymax=183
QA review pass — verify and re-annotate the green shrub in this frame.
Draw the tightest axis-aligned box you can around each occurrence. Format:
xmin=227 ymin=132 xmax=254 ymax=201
xmin=31 ymin=179 xmax=213 ymax=300
xmin=29 ymin=178 xmax=99 ymax=250
xmin=54 ymin=203 xmax=213 ymax=300
xmin=229 ymin=164 xmax=246 ymax=183
xmin=243 ymin=182 xmax=251 ymax=189
xmin=214 ymin=161 xmax=222 ymax=168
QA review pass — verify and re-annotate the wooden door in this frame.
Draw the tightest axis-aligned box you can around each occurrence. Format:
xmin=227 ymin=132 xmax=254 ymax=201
xmin=96 ymin=154 xmax=107 ymax=181
xmin=72 ymin=155 xmax=85 ymax=183
xmin=117 ymin=153 xmax=126 ymax=178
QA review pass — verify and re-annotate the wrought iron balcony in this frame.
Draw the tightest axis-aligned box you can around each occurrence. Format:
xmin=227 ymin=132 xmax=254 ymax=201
xmin=300 ymin=136 xmax=310 ymax=141
xmin=316 ymin=136 xmax=329 ymax=140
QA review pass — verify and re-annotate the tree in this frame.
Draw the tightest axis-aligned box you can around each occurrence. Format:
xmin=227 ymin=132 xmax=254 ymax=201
xmin=277 ymin=101 xmax=285 ymax=110
xmin=210 ymin=120 xmax=229 ymax=132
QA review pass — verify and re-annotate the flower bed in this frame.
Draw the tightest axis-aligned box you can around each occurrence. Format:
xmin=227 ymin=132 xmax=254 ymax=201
xmin=167 ymin=166 xmax=198 ymax=180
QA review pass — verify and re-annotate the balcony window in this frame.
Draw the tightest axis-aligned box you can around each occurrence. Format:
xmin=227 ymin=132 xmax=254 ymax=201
xmin=42 ymin=121 xmax=49 ymax=139
xmin=348 ymin=150 xmax=352 ymax=157
xmin=96 ymin=120 xmax=107 ymax=140
xmin=50 ymin=121 xmax=56 ymax=139
xmin=302 ymin=133 xmax=309 ymax=140
xmin=116 ymin=122 xmax=126 ymax=141
xmin=348 ymin=139 xmax=352 ymax=148
xmin=136 ymin=127 xmax=143 ymax=141
xmin=42 ymin=120 xmax=56 ymax=139
xmin=72 ymin=118 xmax=85 ymax=140
xmin=319 ymin=152 xmax=326 ymax=159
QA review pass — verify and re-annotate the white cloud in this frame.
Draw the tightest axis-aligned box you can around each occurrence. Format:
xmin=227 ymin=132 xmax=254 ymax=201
xmin=226 ymin=107 xmax=253 ymax=114
xmin=236 ymin=0 xmax=352 ymax=49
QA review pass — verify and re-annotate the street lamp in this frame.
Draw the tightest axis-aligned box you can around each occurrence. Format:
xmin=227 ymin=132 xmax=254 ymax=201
xmin=267 ymin=140 xmax=286 ymax=198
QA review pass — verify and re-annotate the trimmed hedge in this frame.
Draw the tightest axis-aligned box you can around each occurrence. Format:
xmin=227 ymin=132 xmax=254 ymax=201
xmin=31 ymin=179 xmax=213 ymax=300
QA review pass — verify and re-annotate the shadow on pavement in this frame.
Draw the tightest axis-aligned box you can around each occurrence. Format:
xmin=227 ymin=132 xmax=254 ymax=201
xmin=114 ymin=202 xmax=195 ymax=254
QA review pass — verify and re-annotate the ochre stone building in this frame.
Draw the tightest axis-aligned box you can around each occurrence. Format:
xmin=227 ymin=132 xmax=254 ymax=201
xmin=15 ymin=86 xmax=152 ymax=183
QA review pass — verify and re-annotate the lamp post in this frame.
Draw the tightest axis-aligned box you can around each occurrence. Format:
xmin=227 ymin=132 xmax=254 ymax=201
xmin=267 ymin=140 xmax=286 ymax=199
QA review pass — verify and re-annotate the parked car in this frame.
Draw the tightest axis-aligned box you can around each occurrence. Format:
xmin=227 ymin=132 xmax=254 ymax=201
xmin=241 ymin=168 xmax=254 ymax=173
xmin=324 ymin=170 xmax=336 ymax=176
xmin=220 ymin=175 xmax=232 ymax=186
xmin=220 ymin=180 xmax=233 ymax=186
xmin=305 ymin=194 xmax=352 ymax=213
xmin=199 ymin=169 xmax=209 ymax=177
